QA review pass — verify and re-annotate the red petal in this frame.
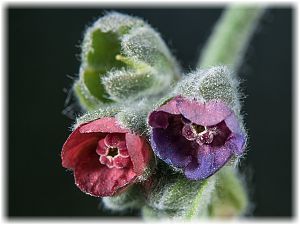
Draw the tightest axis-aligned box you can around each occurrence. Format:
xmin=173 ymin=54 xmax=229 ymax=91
xmin=119 ymin=148 xmax=129 ymax=157
xmin=125 ymin=133 xmax=153 ymax=177
xmin=79 ymin=117 xmax=130 ymax=134
xmin=113 ymin=156 xmax=131 ymax=168
xmin=104 ymin=133 xmax=126 ymax=148
xmin=99 ymin=155 xmax=114 ymax=168
xmin=74 ymin=149 xmax=137 ymax=197
xmin=96 ymin=139 xmax=108 ymax=155
xmin=61 ymin=126 xmax=101 ymax=169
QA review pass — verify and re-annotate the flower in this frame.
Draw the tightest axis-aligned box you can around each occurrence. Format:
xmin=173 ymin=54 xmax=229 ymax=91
xmin=61 ymin=117 xmax=152 ymax=197
xmin=148 ymin=96 xmax=246 ymax=180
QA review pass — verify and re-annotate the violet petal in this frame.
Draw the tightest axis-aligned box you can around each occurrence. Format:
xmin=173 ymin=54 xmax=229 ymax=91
xmin=176 ymin=98 xmax=232 ymax=126
xmin=184 ymin=143 xmax=233 ymax=180
xmin=150 ymin=115 xmax=194 ymax=168
xmin=148 ymin=111 xmax=169 ymax=129
xmin=156 ymin=96 xmax=182 ymax=115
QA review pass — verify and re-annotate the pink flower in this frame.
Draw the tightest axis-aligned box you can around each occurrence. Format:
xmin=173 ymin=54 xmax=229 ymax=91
xmin=61 ymin=117 xmax=152 ymax=197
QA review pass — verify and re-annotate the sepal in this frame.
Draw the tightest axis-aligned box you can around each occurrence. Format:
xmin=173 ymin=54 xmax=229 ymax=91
xmin=102 ymin=185 xmax=145 ymax=211
xmin=175 ymin=66 xmax=241 ymax=114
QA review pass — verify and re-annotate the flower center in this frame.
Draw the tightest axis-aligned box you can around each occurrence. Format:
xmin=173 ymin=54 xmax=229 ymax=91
xmin=96 ymin=133 xmax=130 ymax=169
xmin=181 ymin=120 xmax=231 ymax=147
xmin=192 ymin=124 xmax=205 ymax=134
xmin=107 ymin=147 xmax=119 ymax=157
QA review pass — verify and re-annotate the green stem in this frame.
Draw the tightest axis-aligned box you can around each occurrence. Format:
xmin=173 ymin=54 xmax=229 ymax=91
xmin=198 ymin=5 xmax=265 ymax=69
xmin=181 ymin=7 xmax=262 ymax=220
xmin=184 ymin=180 xmax=209 ymax=219
xmin=209 ymin=167 xmax=248 ymax=217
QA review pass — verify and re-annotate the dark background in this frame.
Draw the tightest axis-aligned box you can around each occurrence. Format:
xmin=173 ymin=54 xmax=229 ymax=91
xmin=8 ymin=6 xmax=293 ymax=217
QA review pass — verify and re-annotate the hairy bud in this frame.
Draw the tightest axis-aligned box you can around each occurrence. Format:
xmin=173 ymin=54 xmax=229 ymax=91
xmin=74 ymin=12 xmax=180 ymax=110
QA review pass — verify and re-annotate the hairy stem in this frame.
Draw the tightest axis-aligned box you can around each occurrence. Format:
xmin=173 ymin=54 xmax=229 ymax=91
xmin=180 ymin=6 xmax=262 ymax=220
xmin=198 ymin=5 xmax=265 ymax=69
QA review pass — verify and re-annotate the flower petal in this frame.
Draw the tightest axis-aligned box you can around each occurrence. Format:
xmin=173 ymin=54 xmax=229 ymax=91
xmin=184 ymin=143 xmax=233 ymax=180
xmin=125 ymin=133 xmax=152 ymax=177
xmin=104 ymin=133 xmax=126 ymax=148
xmin=176 ymin=98 xmax=232 ymax=126
xmin=79 ymin=117 xmax=130 ymax=134
xmin=150 ymin=115 xmax=194 ymax=168
xmin=61 ymin=126 xmax=102 ymax=169
xmin=74 ymin=148 xmax=136 ymax=197
xmin=156 ymin=96 xmax=182 ymax=115
xmin=99 ymin=155 xmax=114 ymax=168
xmin=96 ymin=139 xmax=108 ymax=155
xmin=209 ymin=121 xmax=231 ymax=147
xmin=113 ymin=156 xmax=131 ymax=168
xmin=224 ymin=113 xmax=246 ymax=154
xmin=228 ymin=134 xmax=246 ymax=155
xmin=148 ymin=111 xmax=169 ymax=129
xmin=119 ymin=148 xmax=129 ymax=157
xmin=224 ymin=113 xmax=243 ymax=134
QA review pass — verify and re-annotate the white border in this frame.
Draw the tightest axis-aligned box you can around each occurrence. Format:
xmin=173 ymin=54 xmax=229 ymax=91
xmin=1 ymin=0 xmax=298 ymax=225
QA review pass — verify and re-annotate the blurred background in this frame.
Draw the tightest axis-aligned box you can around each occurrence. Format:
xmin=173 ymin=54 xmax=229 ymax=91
xmin=8 ymin=6 xmax=292 ymax=217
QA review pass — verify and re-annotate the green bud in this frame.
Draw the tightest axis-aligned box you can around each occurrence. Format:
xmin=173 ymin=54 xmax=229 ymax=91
xmin=74 ymin=12 xmax=180 ymax=110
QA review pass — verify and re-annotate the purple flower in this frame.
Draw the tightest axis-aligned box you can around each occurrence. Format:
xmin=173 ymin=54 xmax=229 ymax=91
xmin=148 ymin=96 xmax=246 ymax=180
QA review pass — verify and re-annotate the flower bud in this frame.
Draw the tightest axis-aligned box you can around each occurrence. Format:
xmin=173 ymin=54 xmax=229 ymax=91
xmin=74 ymin=12 xmax=180 ymax=110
